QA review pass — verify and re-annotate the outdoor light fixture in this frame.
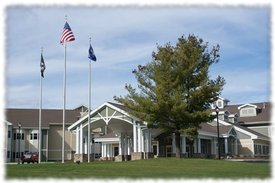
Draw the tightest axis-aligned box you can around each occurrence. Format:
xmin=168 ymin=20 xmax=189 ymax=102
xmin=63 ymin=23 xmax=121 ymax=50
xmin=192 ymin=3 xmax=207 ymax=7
xmin=215 ymin=106 xmax=221 ymax=160
xmin=18 ymin=123 xmax=21 ymax=164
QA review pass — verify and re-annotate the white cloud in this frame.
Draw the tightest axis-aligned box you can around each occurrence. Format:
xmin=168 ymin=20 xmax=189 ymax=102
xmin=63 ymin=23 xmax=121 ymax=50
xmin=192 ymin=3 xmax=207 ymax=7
xmin=5 ymin=6 xmax=270 ymax=109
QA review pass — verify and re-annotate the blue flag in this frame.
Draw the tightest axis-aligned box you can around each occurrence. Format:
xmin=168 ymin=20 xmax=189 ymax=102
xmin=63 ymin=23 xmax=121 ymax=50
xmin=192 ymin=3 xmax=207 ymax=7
xmin=88 ymin=44 xmax=96 ymax=61
xmin=40 ymin=53 xmax=46 ymax=78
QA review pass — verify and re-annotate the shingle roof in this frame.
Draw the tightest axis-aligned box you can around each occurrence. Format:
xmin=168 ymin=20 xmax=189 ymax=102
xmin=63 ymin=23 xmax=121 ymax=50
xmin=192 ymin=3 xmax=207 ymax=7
xmin=224 ymin=102 xmax=271 ymax=124
xmin=5 ymin=108 xmax=80 ymax=128
xmin=199 ymin=123 xmax=232 ymax=135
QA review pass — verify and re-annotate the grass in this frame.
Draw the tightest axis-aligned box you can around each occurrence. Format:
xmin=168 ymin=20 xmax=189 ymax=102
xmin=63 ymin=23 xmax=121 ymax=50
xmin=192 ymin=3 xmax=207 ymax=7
xmin=5 ymin=158 xmax=271 ymax=179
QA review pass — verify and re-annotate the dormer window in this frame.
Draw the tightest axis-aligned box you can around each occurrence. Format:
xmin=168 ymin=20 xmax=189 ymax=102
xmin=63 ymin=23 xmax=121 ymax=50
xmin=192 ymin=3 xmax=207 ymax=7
xmin=238 ymin=104 xmax=257 ymax=117
xmin=212 ymin=97 xmax=230 ymax=109
xmin=217 ymin=101 xmax=223 ymax=108
xmin=240 ymin=108 xmax=256 ymax=117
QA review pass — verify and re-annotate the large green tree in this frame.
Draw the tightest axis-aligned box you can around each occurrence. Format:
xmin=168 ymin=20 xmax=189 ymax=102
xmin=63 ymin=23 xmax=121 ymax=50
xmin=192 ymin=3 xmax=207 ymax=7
xmin=115 ymin=35 xmax=225 ymax=158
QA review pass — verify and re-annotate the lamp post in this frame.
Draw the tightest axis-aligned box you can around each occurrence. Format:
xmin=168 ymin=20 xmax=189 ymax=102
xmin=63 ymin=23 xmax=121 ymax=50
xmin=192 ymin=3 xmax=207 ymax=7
xmin=17 ymin=123 xmax=21 ymax=164
xmin=215 ymin=106 xmax=220 ymax=159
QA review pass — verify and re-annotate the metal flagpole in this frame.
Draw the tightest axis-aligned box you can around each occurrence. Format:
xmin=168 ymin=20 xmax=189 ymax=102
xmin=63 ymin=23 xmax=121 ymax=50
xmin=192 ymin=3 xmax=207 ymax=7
xmin=88 ymin=38 xmax=92 ymax=163
xmin=60 ymin=15 xmax=75 ymax=163
xmin=62 ymin=41 xmax=67 ymax=164
xmin=39 ymin=47 xmax=43 ymax=164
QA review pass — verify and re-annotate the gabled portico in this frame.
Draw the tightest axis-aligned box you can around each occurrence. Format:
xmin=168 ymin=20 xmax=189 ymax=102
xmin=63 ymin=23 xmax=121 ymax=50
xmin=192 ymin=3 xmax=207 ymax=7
xmin=68 ymin=102 xmax=153 ymax=162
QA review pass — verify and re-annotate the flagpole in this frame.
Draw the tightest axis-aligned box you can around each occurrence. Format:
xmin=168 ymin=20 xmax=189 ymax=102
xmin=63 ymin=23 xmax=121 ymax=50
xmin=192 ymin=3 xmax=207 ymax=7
xmin=88 ymin=38 xmax=92 ymax=163
xmin=39 ymin=47 xmax=43 ymax=164
xmin=62 ymin=41 xmax=67 ymax=164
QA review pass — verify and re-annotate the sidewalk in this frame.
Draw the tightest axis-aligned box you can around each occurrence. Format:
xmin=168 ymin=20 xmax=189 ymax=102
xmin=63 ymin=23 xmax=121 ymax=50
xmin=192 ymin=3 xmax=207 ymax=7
xmin=225 ymin=158 xmax=270 ymax=162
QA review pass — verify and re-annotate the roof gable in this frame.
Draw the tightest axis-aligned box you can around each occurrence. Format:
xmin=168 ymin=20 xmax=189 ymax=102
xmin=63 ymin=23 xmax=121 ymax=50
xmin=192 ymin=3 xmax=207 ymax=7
xmin=238 ymin=103 xmax=258 ymax=110
xmin=68 ymin=102 xmax=139 ymax=131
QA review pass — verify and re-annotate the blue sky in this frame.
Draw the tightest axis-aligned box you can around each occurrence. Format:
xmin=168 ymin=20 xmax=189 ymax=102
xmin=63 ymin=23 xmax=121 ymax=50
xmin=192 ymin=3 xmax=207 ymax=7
xmin=5 ymin=6 xmax=271 ymax=109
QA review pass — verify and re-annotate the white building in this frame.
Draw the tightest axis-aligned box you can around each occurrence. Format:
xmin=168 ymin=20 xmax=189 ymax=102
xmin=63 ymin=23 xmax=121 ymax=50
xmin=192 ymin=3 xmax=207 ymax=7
xmin=4 ymin=97 xmax=271 ymax=162
xmin=68 ymin=99 xmax=271 ymax=162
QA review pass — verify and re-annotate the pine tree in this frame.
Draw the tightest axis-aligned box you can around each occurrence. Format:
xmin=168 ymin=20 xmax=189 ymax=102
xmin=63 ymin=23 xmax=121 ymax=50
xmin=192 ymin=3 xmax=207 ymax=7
xmin=115 ymin=34 xmax=225 ymax=158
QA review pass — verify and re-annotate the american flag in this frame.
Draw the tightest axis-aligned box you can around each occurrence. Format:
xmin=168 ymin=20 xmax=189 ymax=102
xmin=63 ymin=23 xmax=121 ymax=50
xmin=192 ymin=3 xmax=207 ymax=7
xmin=60 ymin=22 xmax=75 ymax=44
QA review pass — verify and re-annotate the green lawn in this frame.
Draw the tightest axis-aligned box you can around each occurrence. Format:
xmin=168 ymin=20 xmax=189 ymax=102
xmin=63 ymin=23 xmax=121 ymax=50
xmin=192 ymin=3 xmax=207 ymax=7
xmin=5 ymin=158 xmax=271 ymax=179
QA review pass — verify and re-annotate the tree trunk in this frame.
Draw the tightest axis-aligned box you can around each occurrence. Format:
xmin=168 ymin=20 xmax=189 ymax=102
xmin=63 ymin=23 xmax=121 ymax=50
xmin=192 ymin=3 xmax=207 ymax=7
xmin=175 ymin=132 xmax=181 ymax=158
xmin=190 ymin=142 xmax=194 ymax=158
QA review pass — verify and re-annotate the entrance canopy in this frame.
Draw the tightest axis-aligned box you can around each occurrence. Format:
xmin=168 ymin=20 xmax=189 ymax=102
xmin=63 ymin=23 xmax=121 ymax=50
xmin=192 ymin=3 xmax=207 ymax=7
xmin=68 ymin=102 xmax=152 ymax=161
xmin=68 ymin=102 xmax=147 ymax=135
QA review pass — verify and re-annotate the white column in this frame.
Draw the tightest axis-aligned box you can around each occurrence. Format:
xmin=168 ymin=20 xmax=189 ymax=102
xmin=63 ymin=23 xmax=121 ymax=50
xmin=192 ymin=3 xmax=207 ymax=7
xmin=127 ymin=138 xmax=131 ymax=155
xmin=106 ymin=144 xmax=110 ymax=158
xmin=141 ymin=129 xmax=144 ymax=152
xmin=101 ymin=143 xmax=104 ymax=157
xmin=104 ymin=144 xmax=107 ymax=157
xmin=197 ymin=138 xmax=201 ymax=153
xmin=102 ymin=144 xmax=105 ymax=157
xmin=119 ymin=136 xmax=122 ymax=155
xmin=133 ymin=121 xmax=137 ymax=152
xmin=76 ymin=127 xmax=79 ymax=154
xmin=137 ymin=124 xmax=141 ymax=152
xmin=84 ymin=135 xmax=87 ymax=154
xmin=80 ymin=124 xmax=83 ymax=154
xmin=224 ymin=138 xmax=228 ymax=154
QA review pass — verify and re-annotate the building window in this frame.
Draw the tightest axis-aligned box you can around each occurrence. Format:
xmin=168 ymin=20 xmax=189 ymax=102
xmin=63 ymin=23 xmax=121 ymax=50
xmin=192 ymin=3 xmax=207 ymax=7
xmin=30 ymin=133 xmax=38 ymax=140
xmin=217 ymin=101 xmax=223 ymax=108
xmin=7 ymin=151 xmax=10 ymax=159
xmin=153 ymin=145 xmax=158 ymax=155
xmin=15 ymin=133 xmax=24 ymax=140
xmin=263 ymin=146 xmax=267 ymax=155
xmin=259 ymin=145 xmax=262 ymax=154
xmin=254 ymin=144 xmax=265 ymax=155
xmin=265 ymin=146 xmax=269 ymax=155
xmin=114 ymin=147 xmax=119 ymax=156
xmin=33 ymin=133 xmax=38 ymax=140
xmin=240 ymin=108 xmax=256 ymax=117
xmin=8 ymin=131 xmax=11 ymax=138
xmin=248 ymin=108 xmax=254 ymax=114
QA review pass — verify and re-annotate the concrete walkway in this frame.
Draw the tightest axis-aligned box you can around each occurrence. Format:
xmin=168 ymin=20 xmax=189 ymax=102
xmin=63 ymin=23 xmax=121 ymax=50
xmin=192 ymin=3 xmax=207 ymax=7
xmin=225 ymin=158 xmax=270 ymax=162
